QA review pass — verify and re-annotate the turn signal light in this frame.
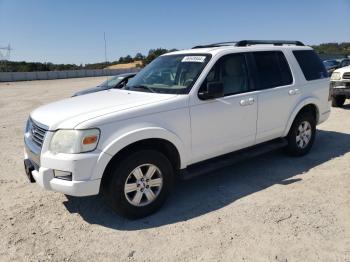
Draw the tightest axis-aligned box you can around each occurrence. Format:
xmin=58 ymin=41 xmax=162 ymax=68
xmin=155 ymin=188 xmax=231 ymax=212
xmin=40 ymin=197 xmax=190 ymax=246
xmin=83 ymin=135 xmax=98 ymax=145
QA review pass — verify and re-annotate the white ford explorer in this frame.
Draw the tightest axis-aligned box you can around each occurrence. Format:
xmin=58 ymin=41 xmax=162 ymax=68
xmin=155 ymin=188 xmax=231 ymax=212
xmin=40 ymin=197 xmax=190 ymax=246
xmin=24 ymin=40 xmax=331 ymax=218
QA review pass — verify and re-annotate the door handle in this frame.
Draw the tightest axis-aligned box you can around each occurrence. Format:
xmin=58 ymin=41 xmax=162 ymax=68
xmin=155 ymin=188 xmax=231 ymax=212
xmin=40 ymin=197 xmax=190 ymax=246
xmin=240 ymin=98 xmax=255 ymax=106
xmin=248 ymin=97 xmax=255 ymax=105
xmin=240 ymin=99 xmax=249 ymax=106
xmin=289 ymin=89 xmax=301 ymax=95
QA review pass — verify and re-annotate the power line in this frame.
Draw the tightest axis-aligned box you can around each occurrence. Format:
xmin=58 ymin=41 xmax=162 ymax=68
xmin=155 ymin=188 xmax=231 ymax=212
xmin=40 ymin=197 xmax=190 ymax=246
xmin=0 ymin=44 xmax=12 ymax=61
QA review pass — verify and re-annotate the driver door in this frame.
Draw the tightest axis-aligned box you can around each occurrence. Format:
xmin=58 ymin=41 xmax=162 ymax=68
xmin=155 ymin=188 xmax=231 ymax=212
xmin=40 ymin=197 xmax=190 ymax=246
xmin=189 ymin=53 xmax=258 ymax=164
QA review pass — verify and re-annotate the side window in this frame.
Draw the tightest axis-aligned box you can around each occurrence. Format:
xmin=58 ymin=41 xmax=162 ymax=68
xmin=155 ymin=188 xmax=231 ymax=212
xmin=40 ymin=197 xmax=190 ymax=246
xmin=202 ymin=54 xmax=249 ymax=96
xmin=293 ymin=50 xmax=328 ymax=81
xmin=253 ymin=51 xmax=293 ymax=90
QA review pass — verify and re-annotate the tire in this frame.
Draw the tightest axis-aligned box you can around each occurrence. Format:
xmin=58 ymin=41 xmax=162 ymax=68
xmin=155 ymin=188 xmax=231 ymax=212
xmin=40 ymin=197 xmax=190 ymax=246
xmin=102 ymin=150 xmax=174 ymax=219
xmin=331 ymin=95 xmax=345 ymax=107
xmin=286 ymin=111 xmax=316 ymax=157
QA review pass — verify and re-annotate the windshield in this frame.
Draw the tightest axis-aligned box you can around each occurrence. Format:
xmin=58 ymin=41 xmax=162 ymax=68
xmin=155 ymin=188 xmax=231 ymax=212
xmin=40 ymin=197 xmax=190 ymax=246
xmin=99 ymin=75 xmax=125 ymax=87
xmin=124 ymin=54 xmax=211 ymax=94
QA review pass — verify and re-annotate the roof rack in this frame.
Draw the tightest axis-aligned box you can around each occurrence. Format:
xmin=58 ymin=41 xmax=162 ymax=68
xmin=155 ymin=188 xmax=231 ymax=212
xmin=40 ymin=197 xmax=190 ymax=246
xmin=235 ymin=40 xmax=304 ymax=47
xmin=192 ymin=41 xmax=237 ymax=49
xmin=192 ymin=40 xmax=304 ymax=49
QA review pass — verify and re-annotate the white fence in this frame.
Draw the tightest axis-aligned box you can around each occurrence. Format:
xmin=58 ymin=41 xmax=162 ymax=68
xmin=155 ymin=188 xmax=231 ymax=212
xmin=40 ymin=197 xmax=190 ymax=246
xmin=0 ymin=68 xmax=140 ymax=82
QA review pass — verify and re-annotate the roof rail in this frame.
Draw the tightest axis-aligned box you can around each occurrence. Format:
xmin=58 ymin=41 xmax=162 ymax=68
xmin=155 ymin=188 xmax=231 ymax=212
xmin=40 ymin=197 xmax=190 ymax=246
xmin=192 ymin=41 xmax=237 ymax=49
xmin=192 ymin=40 xmax=305 ymax=49
xmin=235 ymin=40 xmax=304 ymax=47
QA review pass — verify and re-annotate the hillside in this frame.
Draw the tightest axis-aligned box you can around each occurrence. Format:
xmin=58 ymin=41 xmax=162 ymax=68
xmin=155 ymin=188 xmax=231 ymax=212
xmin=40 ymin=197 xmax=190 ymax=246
xmin=106 ymin=60 xmax=142 ymax=69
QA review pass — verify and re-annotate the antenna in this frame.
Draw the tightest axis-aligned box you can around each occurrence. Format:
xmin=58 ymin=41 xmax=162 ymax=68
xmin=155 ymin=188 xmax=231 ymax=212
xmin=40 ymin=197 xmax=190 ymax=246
xmin=103 ymin=32 xmax=109 ymax=83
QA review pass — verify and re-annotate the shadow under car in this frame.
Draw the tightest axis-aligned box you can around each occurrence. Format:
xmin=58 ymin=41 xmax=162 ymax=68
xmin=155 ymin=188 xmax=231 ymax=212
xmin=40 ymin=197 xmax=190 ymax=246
xmin=63 ymin=129 xmax=350 ymax=230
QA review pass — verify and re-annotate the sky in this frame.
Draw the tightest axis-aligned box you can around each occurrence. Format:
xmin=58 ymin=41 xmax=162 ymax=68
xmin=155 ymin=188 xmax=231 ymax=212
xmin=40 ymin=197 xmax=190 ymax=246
xmin=0 ymin=0 xmax=349 ymax=64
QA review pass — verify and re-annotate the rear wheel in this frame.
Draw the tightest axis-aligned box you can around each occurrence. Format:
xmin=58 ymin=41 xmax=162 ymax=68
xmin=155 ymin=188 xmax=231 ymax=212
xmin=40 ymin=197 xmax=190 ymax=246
xmin=102 ymin=150 xmax=174 ymax=219
xmin=286 ymin=111 xmax=316 ymax=156
xmin=331 ymin=95 xmax=345 ymax=107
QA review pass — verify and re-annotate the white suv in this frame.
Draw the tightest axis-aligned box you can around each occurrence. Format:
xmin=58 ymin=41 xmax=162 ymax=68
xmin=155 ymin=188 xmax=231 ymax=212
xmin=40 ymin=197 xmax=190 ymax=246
xmin=330 ymin=65 xmax=350 ymax=107
xmin=24 ymin=40 xmax=331 ymax=218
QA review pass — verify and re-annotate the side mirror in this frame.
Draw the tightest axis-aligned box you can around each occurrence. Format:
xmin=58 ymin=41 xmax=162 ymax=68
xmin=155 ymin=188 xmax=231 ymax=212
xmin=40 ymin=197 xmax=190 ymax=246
xmin=199 ymin=82 xmax=224 ymax=100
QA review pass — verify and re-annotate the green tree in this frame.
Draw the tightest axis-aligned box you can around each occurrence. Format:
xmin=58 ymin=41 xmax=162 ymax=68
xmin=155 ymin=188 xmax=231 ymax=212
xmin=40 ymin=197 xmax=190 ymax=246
xmin=134 ymin=52 xmax=144 ymax=61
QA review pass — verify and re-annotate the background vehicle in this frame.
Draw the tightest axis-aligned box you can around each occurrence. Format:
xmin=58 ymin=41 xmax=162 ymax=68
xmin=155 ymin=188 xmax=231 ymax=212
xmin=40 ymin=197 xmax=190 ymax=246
xmin=330 ymin=65 xmax=350 ymax=107
xmin=72 ymin=72 xmax=136 ymax=96
xmin=337 ymin=58 xmax=350 ymax=69
xmin=323 ymin=59 xmax=339 ymax=75
xmin=24 ymin=40 xmax=330 ymax=218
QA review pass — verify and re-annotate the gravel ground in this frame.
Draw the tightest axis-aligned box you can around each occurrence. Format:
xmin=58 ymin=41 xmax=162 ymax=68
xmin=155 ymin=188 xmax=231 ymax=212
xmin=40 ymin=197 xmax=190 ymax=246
xmin=0 ymin=77 xmax=349 ymax=262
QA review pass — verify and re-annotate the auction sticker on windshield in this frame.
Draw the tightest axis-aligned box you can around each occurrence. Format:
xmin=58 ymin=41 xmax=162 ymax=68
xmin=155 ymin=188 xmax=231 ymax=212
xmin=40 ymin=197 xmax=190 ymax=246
xmin=181 ymin=56 xmax=206 ymax=63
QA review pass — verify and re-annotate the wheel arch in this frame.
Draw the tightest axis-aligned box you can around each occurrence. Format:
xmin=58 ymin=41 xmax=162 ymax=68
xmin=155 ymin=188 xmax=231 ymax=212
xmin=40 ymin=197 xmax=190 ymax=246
xmin=93 ymin=127 xmax=187 ymax=182
xmin=283 ymin=98 xmax=320 ymax=137
xmin=100 ymin=138 xmax=182 ymax=187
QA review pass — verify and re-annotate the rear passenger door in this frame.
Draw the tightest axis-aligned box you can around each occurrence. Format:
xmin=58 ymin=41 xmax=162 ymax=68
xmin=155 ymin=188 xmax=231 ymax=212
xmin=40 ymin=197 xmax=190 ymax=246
xmin=250 ymin=51 xmax=298 ymax=143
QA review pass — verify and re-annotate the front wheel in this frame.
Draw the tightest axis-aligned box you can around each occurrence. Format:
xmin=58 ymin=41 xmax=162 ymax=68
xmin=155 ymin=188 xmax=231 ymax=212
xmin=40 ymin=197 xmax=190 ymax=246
xmin=286 ymin=112 xmax=316 ymax=156
xmin=331 ymin=95 xmax=346 ymax=107
xmin=102 ymin=150 xmax=174 ymax=219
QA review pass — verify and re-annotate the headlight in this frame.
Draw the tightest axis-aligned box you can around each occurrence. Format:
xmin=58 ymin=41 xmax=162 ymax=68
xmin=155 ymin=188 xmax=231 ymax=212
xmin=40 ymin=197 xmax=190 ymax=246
xmin=49 ymin=129 xmax=100 ymax=154
xmin=330 ymin=72 xmax=341 ymax=80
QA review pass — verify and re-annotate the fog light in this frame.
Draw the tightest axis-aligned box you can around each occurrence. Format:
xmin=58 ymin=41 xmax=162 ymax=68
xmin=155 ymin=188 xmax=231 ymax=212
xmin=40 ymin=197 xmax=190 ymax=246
xmin=54 ymin=170 xmax=72 ymax=180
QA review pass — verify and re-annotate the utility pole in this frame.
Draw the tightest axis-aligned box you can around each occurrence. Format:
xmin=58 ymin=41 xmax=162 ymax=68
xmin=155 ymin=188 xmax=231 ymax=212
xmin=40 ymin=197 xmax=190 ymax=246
xmin=0 ymin=44 xmax=12 ymax=72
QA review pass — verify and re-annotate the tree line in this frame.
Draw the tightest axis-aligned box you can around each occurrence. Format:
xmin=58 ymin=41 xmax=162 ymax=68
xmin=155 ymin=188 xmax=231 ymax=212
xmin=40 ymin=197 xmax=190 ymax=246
xmin=0 ymin=48 xmax=177 ymax=72
xmin=1 ymin=43 xmax=349 ymax=72
xmin=311 ymin=42 xmax=350 ymax=55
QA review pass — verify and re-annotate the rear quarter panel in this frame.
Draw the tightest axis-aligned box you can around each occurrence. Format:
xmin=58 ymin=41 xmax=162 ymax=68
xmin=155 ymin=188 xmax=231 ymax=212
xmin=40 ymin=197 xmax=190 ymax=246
xmin=283 ymin=48 xmax=330 ymax=136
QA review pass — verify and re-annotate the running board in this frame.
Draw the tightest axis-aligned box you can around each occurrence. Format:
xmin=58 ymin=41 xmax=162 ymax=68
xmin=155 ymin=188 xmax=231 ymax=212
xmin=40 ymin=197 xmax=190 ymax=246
xmin=180 ymin=138 xmax=288 ymax=180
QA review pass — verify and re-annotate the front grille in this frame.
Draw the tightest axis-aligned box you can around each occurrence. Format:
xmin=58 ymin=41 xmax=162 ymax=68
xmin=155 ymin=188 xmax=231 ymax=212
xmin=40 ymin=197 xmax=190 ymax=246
xmin=343 ymin=72 xmax=350 ymax=79
xmin=29 ymin=119 xmax=47 ymax=148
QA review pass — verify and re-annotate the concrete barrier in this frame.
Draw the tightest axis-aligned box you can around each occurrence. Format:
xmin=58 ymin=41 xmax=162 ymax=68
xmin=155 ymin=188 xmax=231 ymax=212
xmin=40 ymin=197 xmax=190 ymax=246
xmin=0 ymin=68 xmax=140 ymax=82
xmin=37 ymin=71 xmax=48 ymax=80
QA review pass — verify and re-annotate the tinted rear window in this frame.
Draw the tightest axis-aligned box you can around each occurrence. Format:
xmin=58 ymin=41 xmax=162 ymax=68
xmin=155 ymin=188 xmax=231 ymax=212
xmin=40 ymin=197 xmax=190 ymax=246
xmin=253 ymin=51 xmax=293 ymax=89
xmin=293 ymin=50 xmax=328 ymax=80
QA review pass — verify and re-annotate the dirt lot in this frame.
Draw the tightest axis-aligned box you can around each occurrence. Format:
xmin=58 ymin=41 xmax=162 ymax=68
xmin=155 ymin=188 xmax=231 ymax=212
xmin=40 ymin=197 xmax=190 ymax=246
xmin=0 ymin=77 xmax=349 ymax=262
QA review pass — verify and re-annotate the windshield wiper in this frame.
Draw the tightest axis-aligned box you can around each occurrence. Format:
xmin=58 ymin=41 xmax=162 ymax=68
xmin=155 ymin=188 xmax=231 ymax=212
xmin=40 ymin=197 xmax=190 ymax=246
xmin=127 ymin=85 xmax=156 ymax=93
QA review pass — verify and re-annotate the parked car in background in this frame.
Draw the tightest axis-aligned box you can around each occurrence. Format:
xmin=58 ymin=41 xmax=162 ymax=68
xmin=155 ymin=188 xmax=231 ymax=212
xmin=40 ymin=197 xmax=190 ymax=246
xmin=24 ymin=40 xmax=330 ymax=218
xmin=330 ymin=65 xmax=350 ymax=107
xmin=323 ymin=59 xmax=340 ymax=75
xmin=72 ymin=73 xmax=136 ymax=96
xmin=337 ymin=58 xmax=350 ymax=69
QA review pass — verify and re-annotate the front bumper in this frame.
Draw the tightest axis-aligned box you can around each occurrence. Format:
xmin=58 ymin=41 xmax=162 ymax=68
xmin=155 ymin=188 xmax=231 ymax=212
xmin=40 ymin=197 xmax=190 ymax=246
xmin=29 ymin=165 xmax=100 ymax=196
xmin=330 ymin=81 xmax=350 ymax=97
xmin=24 ymin=151 xmax=102 ymax=196
xmin=24 ymin=134 xmax=107 ymax=196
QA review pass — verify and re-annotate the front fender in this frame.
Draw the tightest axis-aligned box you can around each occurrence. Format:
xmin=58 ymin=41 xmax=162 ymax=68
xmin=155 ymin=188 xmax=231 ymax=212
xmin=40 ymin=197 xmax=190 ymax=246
xmin=102 ymin=126 xmax=187 ymax=168
xmin=283 ymin=97 xmax=320 ymax=137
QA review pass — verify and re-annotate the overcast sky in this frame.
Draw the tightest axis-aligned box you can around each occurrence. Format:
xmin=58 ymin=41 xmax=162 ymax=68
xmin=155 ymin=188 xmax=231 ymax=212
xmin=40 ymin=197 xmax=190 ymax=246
xmin=0 ymin=0 xmax=349 ymax=64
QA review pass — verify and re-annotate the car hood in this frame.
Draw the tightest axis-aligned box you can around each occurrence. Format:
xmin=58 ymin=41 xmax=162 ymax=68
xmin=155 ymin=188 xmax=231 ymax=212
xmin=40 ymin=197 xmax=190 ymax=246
xmin=30 ymin=89 xmax=177 ymax=130
xmin=334 ymin=65 xmax=350 ymax=74
xmin=73 ymin=86 xmax=108 ymax=96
